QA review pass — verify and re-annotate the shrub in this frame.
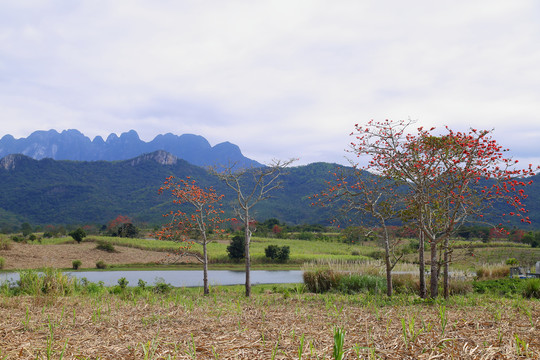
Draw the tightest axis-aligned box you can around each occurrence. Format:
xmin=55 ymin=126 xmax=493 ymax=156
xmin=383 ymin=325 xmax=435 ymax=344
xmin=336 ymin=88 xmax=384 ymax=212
xmin=10 ymin=235 xmax=23 ymax=243
xmin=472 ymin=278 xmax=522 ymax=296
xmin=448 ymin=279 xmax=473 ymax=295
xmin=303 ymin=269 xmax=342 ymax=293
xmin=0 ymin=237 xmax=12 ymax=250
xmin=227 ymin=235 xmax=245 ymax=261
xmin=337 ymin=274 xmax=385 ymax=294
xmin=96 ymin=260 xmax=107 ymax=269
xmin=392 ymin=274 xmax=419 ymax=294
xmin=522 ymin=278 xmax=540 ymax=299
xmin=96 ymin=241 xmax=116 ymax=253
xmin=265 ymin=245 xmax=290 ymax=262
xmin=138 ymin=279 xmax=147 ymax=289
xmin=118 ymin=277 xmax=129 ymax=289
xmin=0 ymin=256 xmax=5 ymax=269
xmin=111 ymin=223 xmax=139 ymax=238
xmin=17 ymin=268 xmax=75 ymax=296
xmin=69 ymin=227 xmax=87 ymax=243
xmin=72 ymin=260 xmax=82 ymax=270
xmin=505 ymin=258 xmax=518 ymax=266
xmin=153 ymin=279 xmax=172 ymax=294
xmin=297 ymin=232 xmax=314 ymax=240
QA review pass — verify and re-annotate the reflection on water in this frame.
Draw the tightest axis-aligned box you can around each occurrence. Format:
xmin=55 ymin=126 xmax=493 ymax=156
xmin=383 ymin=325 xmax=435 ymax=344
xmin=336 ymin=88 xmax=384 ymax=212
xmin=0 ymin=270 xmax=303 ymax=287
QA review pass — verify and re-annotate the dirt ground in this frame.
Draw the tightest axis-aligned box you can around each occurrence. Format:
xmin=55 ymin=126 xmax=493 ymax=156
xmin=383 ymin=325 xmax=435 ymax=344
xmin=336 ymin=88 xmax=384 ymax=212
xmin=0 ymin=242 xmax=172 ymax=270
xmin=0 ymin=292 xmax=539 ymax=359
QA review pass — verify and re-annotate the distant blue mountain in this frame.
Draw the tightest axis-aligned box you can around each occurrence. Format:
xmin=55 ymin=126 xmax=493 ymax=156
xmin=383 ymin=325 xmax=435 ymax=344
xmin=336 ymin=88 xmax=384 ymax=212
xmin=0 ymin=129 xmax=261 ymax=168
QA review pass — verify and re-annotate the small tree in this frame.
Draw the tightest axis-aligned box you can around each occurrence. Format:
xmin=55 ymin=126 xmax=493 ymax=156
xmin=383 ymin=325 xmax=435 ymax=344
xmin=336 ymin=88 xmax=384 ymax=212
xmin=69 ymin=227 xmax=87 ymax=244
xmin=212 ymin=159 xmax=295 ymax=297
xmin=107 ymin=215 xmax=138 ymax=237
xmin=265 ymin=245 xmax=290 ymax=262
xmin=116 ymin=223 xmax=139 ymax=238
xmin=21 ymin=222 xmax=32 ymax=237
xmin=156 ymin=176 xmax=227 ymax=295
xmin=227 ymin=234 xmax=245 ymax=261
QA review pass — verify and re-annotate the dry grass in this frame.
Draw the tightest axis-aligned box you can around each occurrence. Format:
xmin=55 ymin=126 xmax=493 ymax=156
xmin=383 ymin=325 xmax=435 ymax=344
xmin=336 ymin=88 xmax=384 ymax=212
xmin=0 ymin=289 xmax=538 ymax=359
xmin=476 ymin=263 xmax=511 ymax=280
xmin=0 ymin=242 xmax=172 ymax=270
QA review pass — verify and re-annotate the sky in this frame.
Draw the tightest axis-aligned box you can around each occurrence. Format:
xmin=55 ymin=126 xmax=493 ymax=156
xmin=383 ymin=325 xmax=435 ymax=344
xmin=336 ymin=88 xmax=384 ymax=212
xmin=1 ymin=1 xmax=539 ymax=166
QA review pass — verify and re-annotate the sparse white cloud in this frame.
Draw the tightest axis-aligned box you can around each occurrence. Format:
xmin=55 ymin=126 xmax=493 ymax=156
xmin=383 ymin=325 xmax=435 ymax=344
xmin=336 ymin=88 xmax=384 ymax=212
xmin=0 ymin=0 xmax=539 ymax=165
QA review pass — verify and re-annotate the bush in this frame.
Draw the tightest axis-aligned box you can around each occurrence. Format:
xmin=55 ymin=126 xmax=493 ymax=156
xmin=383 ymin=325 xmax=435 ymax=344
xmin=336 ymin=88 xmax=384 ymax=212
xmin=522 ymin=278 xmax=540 ymax=299
xmin=138 ymin=279 xmax=147 ymax=289
xmin=473 ymin=278 xmax=522 ymax=296
xmin=448 ymin=279 xmax=473 ymax=295
xmin=392 ymin=274 xmax=419 ymax=294
xmin=17 ymin=268 xmax=75 ymax=296
xmin=72 ymin=260 xmax=82 ymax=270
xmin=10 ymin=235 xmax=23 ymax=243
xmin=297 ymin=232 xmax=314 ymax=241
xmin=338 ymin=274 xmax=385 ymax=294
xmin=96 ymin=260 xmax=107 ymax=269
xmin=118 ymin=277 xmax=129 ymax=289
xmin=111 ymin=223 xmax=139 ymax=238
xmin=0 ymin=256 xmax=5 ymax=269
xmin=505 ymin=258 xmax=518 ymax=266
xmin=0 ymin=237 xmax=12 ymax=250
xmin=96 ymin=241 xmax=116 ymax=253
xmin=153 ymin=279 xmax=172 ymax=294
xmin=227 ymin=235 xmax=245 ymax=261
xmin=69 ymin=227 xmax=87 ymax=243
xmin=264 ymin=245 xmax=290 ymax=262
xmin=303 ymin=269 xmax=342 ymax=293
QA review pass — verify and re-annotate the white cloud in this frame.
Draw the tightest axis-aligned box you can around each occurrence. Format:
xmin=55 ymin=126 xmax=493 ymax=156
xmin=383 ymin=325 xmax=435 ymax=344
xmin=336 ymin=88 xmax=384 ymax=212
xmin=0 ymin=0 xmax=539 ymax=165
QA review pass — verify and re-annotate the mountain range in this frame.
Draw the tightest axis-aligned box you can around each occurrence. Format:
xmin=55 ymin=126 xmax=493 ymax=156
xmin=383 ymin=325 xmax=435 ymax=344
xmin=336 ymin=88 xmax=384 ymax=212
xmin=0 ymin=129 xmax=260 ymax=168
xmin=0 ymin=131 xmax=539 ymax=229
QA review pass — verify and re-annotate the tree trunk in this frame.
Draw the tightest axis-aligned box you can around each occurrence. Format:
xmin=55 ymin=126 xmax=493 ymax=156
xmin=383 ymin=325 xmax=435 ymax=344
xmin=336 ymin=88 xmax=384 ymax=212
xmin=244 ymin=212 xmax=251 ymax=297
xmin=443 ymin=237 xmax=450 ymax=299
xmin=430 ymin=240 xmax=438 ymax=298
xmin=418 ymin=230 xmax=427 ymax=299
xmin=383 ymin=228 xmax=393 ymax=297
xmin=203 ymin=241 xmax=209 ymax=295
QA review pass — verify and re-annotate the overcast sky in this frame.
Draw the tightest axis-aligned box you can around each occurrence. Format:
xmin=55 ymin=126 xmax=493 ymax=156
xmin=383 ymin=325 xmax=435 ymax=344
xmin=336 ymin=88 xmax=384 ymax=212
xmin=1 ymin=1 xmax=539 ymax=166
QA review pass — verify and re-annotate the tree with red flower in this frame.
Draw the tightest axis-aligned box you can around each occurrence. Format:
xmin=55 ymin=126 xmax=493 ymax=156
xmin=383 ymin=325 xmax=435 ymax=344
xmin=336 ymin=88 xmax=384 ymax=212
xmin=349 ymin=119 xmax=537 ymax=298
xmin=156 ymin=176 xmax=228 ymax=295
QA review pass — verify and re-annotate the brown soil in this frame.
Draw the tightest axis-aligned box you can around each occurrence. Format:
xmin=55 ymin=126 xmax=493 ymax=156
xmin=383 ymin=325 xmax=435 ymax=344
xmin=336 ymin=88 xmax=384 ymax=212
xmin=0 ymin=242 xmax=171 ymax=270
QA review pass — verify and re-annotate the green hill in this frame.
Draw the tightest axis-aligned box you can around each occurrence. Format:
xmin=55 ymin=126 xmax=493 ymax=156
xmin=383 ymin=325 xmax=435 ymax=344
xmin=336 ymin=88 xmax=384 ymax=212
xmin=0 ymin=152 xmax=337 ymax=226
xmin=1 ymin=152 xmax=539 ymax=230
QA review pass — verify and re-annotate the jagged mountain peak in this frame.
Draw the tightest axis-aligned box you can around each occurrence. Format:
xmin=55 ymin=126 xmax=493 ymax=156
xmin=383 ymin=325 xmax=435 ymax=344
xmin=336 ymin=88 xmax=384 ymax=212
xmin=0 ymin=129 xmax=261 ymax=169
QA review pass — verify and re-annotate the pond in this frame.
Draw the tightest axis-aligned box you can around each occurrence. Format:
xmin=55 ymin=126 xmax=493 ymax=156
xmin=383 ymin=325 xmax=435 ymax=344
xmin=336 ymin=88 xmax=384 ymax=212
xmin=0 ymin=270 xmax=304 ymax=287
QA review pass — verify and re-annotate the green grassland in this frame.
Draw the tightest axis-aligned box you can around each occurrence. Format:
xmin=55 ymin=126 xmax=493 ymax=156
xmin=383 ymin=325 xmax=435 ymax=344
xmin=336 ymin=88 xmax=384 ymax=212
xmin=11 ymin=233 xmax=540 ymax=272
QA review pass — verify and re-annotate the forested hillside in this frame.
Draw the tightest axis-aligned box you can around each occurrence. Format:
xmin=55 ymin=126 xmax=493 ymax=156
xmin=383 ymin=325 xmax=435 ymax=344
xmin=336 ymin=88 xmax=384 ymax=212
xmin=0 ymin=152 xmax=337 ymax=226
xmin=1 ymin=151 xmax=539 ymax=229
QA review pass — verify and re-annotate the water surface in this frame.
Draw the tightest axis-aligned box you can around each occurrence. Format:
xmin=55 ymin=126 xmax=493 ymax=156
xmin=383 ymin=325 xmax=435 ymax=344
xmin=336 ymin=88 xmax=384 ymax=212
xmin=0 ymin=270 xmax=303 ymax=287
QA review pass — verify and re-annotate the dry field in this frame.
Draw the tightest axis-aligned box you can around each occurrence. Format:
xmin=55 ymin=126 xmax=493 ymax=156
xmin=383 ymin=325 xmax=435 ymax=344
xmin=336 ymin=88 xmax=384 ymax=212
xmin=0 ymin=242 xmax=170 ymax=270
xmin=0 ymin=290 xmax=538 ymax=359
